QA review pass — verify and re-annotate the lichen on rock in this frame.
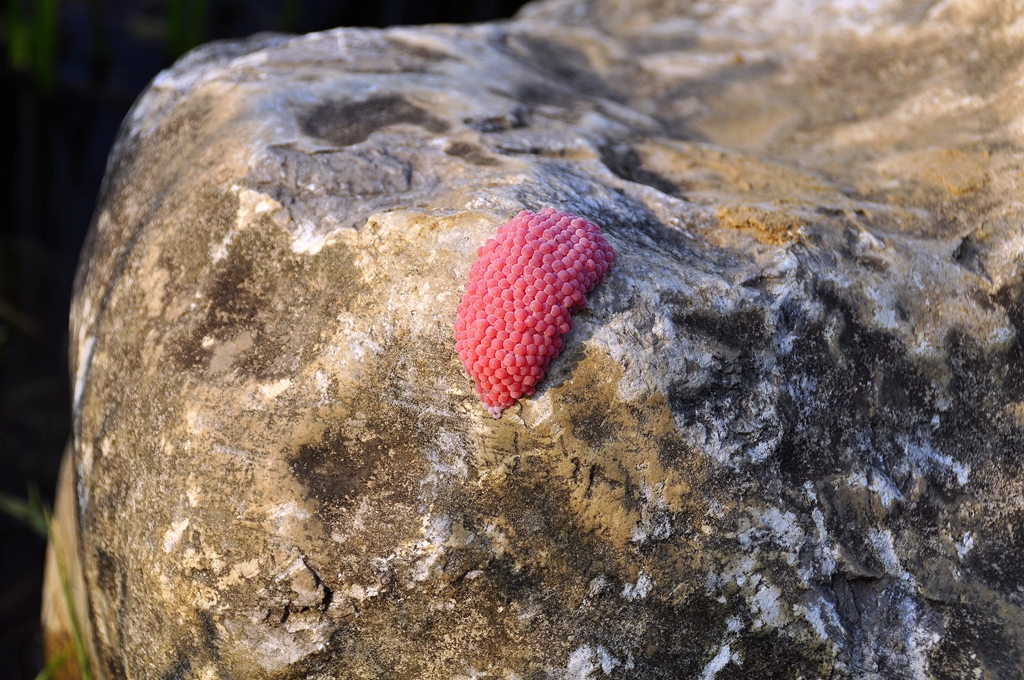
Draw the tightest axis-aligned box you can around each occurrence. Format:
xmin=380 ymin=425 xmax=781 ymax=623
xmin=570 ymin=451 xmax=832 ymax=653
xmin=43 ymin=1 xmax=1024 ymax=678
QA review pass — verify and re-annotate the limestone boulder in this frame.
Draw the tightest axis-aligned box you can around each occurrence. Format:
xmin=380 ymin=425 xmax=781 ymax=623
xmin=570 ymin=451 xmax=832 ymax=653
xmin=45 ymin=1 xmax=1024 ymax=678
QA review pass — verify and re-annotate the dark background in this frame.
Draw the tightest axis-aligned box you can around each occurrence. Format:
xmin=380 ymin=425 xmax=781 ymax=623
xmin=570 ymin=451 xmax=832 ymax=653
xmin=0 ymin=0 xmax=528 ymax=676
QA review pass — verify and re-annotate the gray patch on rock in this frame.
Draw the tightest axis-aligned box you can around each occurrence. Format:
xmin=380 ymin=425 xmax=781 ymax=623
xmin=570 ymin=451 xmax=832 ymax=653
xmin=299 ymin=95 xmax=449 ymax=147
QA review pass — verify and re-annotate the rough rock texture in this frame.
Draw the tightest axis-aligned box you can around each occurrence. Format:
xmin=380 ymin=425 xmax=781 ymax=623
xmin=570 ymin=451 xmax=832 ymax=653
xmin=44 ymin=0 xmax=1024 ymax=678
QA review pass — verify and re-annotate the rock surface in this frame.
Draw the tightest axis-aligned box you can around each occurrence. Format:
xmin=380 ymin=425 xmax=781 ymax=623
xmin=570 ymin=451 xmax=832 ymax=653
xmin=44 ymin=0 xmax=1024 ymax=678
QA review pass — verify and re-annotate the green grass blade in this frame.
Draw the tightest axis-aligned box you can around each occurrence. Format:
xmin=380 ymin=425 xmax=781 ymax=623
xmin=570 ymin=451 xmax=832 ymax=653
xmin=33 ymin=650 xmax=68 ymax=680
xmin=6 ymin=0 xmax=32 ymax=70
xmin=0 ymin=487 xmax=48 ymax=537
xmin=165 ymin=0 xmax=182 ymax=55
xmin=165 ymin=0 xmax=205 ymax=57
xmin=45 ymin=505 xmax=93 ymax=680
xmin=183 ymin=0 xmax=205 ymax=52
xmin=0 ymin=486 xmax=91 ymax=677
xmin=30 ymin=0 xmax=57 ymax=90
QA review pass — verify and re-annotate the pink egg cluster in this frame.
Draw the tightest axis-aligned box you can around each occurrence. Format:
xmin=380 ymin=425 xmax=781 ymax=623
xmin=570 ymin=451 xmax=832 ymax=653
xmin=454 ymin=208 xmax=615 ymax=418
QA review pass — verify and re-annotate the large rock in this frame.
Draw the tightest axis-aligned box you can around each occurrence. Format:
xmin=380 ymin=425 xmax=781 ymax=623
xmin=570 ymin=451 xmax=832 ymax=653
xmin=45 ymin=0 xmax=1024 ymax=677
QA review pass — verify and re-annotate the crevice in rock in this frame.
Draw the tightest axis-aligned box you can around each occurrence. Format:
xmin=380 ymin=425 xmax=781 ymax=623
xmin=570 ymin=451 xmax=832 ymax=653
xmin=599 ymin=143 xmax=682 ymax=197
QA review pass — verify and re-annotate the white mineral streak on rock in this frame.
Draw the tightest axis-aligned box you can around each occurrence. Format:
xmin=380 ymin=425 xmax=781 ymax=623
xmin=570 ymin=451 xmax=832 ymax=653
xmin=631 ymin=483 xmax=672 ymax=544
xmin=72 ymin=334 xmax=94 ymax=412
xmin=163 ymin=518 xmax=190 ymax=553
xmin=259 ymin=378 xmax=292 ymax=399
xmin=799 ymin=507 xmax=839 ymax=586
xmin=621 ymin=571 xmax=653 ymax=601
xmin=409 ymin=514 xmax=452 ymax=583
xmin=699 ymin=643 xmax=732 ymax=680
xmin=264 ymin=501 xmax=311 ymax=543
xmin=217 ymin=558 xmax=260 ymax=588
xmin=267 ymin=501 xmax=308 ymax=524
xmin=759 ymin=506 xmax=803 ymax=551
xmin=796 ymin=600 xmax=828 ymax=640
xmin=244 ymin=620 xmax=332 ymax=674
xmin=899 ymin=435 xmax=971 ymax=485
xmin=869 ymin=528 xmax=914 ymax=582
xmin=288 ymin=213 xmax=337 ymax=256
xmin=956 ymin=531 xmax=975 ymax=560
xmin=421 ymin=431 xmax=470 ymax=492
xmin=793 ymin=591 xmax=845 ymax=642
xmin=589 ymin=269 xmax=729 ymax=403
xmin=898 ymin=595 xmax=942 ymax=680
xmin=748 ymin=583 xmax=788 ymax=629
xmin=845 ymin=468 xmax=907 ymax=512
xmin=564 ymin=645 xmax=632 ymax=679
xmin=565 ymin=646 xmax=598 ymax=680
xmin=597 ymin=646 xmax=628 ymax=674
xmin=212 ymin=187 xmax=284 ymax=263
xmin=679 ymin=376 xmax=782 ymax=467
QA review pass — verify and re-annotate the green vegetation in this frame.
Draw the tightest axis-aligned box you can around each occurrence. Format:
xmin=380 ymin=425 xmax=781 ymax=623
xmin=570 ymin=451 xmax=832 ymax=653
xmin=2 ymin=0 xmax=239 ymax=76
xmin=0 ymin=485 xmax=47 ymax=538
xmin=165 ymin=0 xmax=207 ymax=58
xmin=33 ymin=651 xmax=68 ymax=680
xmin=0 ymin=487 xmax=93 ymax=680
xmin=4 ymin=0 xmax=57 ymax=89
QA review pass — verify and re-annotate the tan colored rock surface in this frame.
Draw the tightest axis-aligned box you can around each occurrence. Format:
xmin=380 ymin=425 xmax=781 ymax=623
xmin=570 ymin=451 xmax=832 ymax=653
xmin=45 ymin=1 xmax=1024 ymax=677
